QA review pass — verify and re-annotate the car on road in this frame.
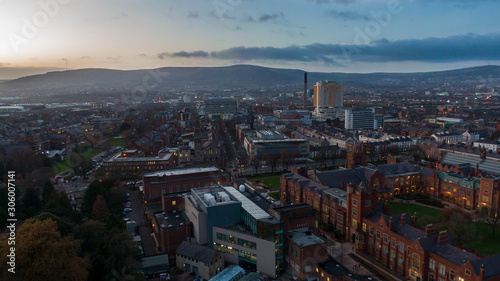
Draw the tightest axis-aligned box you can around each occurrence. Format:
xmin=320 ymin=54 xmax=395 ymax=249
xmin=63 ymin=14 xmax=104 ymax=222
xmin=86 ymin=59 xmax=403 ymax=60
xmin=123 ymin=217 xmax=131 ymax=222
xmin=124 ymin=208 xmax=132 ymax=212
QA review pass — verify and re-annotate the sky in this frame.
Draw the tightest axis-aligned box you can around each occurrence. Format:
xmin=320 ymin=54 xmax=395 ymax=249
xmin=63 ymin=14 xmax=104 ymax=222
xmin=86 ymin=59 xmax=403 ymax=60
xmin=0 ymin=0 xmax=500 ymax=78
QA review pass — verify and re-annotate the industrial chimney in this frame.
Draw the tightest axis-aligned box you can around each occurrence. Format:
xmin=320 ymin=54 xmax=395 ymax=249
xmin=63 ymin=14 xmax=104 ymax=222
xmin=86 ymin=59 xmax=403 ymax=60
xmin=303 ymin=72 xmax=307 ymax=109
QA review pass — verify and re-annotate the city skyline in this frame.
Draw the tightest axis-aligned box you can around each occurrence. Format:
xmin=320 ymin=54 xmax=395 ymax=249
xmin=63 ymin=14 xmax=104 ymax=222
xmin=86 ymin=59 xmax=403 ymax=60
xmin=1 ymin=0 xmax=500 ymax=78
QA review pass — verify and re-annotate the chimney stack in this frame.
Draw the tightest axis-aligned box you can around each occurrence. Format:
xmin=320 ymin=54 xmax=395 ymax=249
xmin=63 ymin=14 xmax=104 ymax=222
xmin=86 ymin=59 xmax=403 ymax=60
xmin=412 ymin=212 xmax=418 ymax=226
xmin=389 ymin=217 xmax=394 ymax=231
xmin=438 ymin=230 xmax=448 ymax=245
xmin=384 ymin=200 xmax=389 ymax=214
xmin=303 ymin=72 xmax=307 ymax=109
xmin=425 ymin=224 xmax=433 ymax=238
xmin=480 ymin=264 xmax=485 ymax=280
xmin=400 ymin=213 xmax=406 ymax=225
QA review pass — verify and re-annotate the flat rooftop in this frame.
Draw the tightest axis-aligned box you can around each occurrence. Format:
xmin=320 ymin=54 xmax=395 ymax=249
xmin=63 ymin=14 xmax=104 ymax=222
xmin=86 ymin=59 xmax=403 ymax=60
xmin=272 ymin=203 xmax=312 ymax=212
xmin=106 ymin=152 xmax=173 ymax=163
xmin=144 ymin=166 xmax=220 ymax=178
xmin=288 ymin=228 xmax=325 ymax=247
xmin=154 ymin=210 xmax=189 ymax=229
xmin=222 ymin=186 xmax=270 ymax=220
xmin=191 ymin=185 xmax=239 ymax=207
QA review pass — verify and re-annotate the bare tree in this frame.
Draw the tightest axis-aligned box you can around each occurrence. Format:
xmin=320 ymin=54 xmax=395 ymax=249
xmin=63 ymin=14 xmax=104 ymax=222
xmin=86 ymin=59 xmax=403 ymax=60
xmin=479 ymin=207 xmax=500 ymax=238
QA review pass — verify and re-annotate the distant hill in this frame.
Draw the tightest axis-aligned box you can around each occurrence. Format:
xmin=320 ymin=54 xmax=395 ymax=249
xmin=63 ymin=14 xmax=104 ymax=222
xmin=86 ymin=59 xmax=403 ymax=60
xmin=1 ymin=64 xmax=499 ymax=95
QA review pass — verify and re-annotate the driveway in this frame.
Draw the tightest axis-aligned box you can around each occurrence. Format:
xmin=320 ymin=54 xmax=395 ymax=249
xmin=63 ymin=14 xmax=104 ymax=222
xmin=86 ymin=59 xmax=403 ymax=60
xmin=125 ymin=189 xmax=158 ymax=257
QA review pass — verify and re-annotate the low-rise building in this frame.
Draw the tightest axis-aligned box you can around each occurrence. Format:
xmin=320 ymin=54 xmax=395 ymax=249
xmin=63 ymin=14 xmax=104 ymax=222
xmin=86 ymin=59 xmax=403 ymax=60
xmin=152 ymin=210 xmax=192 ymax=257
xmin=176 ymin=241 xmax=224 ymax=280
xmin=286 ymin=228 xmax=328 ymax=281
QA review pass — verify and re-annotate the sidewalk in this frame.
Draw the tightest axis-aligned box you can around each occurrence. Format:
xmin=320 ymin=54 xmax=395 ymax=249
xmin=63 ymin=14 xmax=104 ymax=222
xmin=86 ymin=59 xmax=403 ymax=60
xmin=328 ymin=242 xmax=377 ymax=279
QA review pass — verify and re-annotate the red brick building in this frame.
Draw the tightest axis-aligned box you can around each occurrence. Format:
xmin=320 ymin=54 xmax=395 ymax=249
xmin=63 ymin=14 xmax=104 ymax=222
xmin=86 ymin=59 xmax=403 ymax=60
xmin=281 ymin=171 xmax=500 ymax=281
xmin=142 ymin=166 xmax=230 ymax=201
xmin=286 ymin=228 xmax=328 ymax=280
xmin=270 ymin=203 xmax=319 ymax=233
xmin=152 ymin=210 xmax=192 ymax=257
xmin=103 ymin=150 xmax=175 ymax=174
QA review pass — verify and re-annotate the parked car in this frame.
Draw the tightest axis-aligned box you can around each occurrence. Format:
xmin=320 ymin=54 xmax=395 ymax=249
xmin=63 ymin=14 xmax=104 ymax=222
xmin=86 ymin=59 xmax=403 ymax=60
xmin=124 ymin=208 xmax=132 ymax=212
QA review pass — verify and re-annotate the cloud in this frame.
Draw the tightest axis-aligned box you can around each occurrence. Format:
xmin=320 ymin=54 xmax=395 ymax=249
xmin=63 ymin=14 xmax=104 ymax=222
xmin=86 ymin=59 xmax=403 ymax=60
xmin=106 ymin=56 xmax=122 ymax=62
xmin=187 ymin=11 xmax=199 ymax=19
xmin=80 ymin=56 xmax=91 ymax=59
xmin=165 ymin=33 xmax=500 ymax=65
xmin=326 ymin=9 xmax=370 ymax=21
xmin=308 ymin=0 xmax=356 ymax=4
xmin=157 ymin=51 xmax=209 ymax=60
xmin=245 ymin=12 xmax=286 ymax=24
xmin=208 ymin=11 xmax=236 ymax=20
xmin=210 ymin=45 xmax=341 ymax=65
xmin=137 ymin=53 xmax=147 ymax=57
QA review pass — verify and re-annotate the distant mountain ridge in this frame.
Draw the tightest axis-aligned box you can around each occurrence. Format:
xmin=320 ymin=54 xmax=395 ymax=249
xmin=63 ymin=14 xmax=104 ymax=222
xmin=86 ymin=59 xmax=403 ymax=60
xmin=0 ymin=64 xmax=499 ymax=95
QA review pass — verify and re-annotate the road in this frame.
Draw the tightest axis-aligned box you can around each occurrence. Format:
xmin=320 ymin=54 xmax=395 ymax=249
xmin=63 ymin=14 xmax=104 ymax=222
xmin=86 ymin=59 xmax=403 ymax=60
xmin=125 ymin=189 xmax=158 ymax=257
xmin=236 ymin=158 xmax=346 ymax=176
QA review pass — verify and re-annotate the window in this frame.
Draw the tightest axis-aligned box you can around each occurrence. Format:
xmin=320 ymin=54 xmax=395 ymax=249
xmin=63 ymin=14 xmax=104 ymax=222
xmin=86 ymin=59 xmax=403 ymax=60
xmin=352 ymin=209 xmax=358 ymax=216
xmin=362 ymin=223 xmax=367 ymax=232
xmin=429 ymin=273 xmax=435 ymax=281
xmin=465 ymin=269 xmax=471 ymax=276
xmin=369 ymin=238 xmax=373 ymax=245
xmin=450 ymin=270 xmax=455 ymax=280
xmin=376 ymin=230 xmax=380 ymax=239
xmin=412 ymin=254 xmax=421 ymax=270
xmin=369 ymin=227 xmax=374 ymax=235
xmin=353 ymin=199 xmax=358 ymax=206
xmin=172 ymin=200 xmax=176 ymax=206
xmin=391 ymin=238 xmax=396 ymax=247
xmin=439 ymin=265 xmax=446 ymax=276
xmin=399 ymin=242 xmax=404 ymax=252
xmin=352 ymin=219 xmax=358 ymax=228
xmin=398 ymin=257 xmax=403 ymax=264
xmin=383 ymin=234 xmax=388 ymax=243
xmin=383 ymin=246 xmax=388 ymax=256
xmin=429 ymin=259 xmax=435 ymax=270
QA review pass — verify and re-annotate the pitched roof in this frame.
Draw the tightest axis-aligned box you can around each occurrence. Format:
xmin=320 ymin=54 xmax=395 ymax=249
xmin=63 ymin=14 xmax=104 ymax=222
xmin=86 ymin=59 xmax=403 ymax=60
xmin=176 ymin=241 xmax=219 ymax=264
xmin=470 ymin=254 xmax=500 ymax=279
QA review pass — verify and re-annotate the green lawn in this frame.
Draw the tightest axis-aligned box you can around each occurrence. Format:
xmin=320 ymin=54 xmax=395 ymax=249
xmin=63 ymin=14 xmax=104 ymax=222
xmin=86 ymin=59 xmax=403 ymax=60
xmin=461 ymin=223 xmax=500 ymax=256
xmin=81 ymin=147 xmax=105 ymax=159
xmin=104 ymin=138 xmax=127 ymax=147
xmin=388 ymin=202 xmax=442 ymax=228
xmin=53 ymin=162 xmax=71 ymax=175
xmin=268 ymin=191 xmax=280 ymax=200
xmin=248 ymin=174 xmax=282 ymax=189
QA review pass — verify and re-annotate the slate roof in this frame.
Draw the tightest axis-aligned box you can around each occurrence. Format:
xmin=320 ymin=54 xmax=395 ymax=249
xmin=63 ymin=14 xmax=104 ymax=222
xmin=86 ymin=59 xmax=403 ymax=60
xmin=365 ymin=211 xmax=425 ymax=242
xmin=317 ymin=162 xmax=420 ymax=189
xmin=470 ymin=254 xmax=500 ymax=279
xmin=443 ymin=153 xmax=500 ymax=176
xmin=176 ymin=241 xmax=219 ymax=264
xmin=431 ymin=243 xmax=478 ymax=266
xmin=284 ymin=173 xmax=328 ymax=193
xmin=375 ymin=162 xmax=420 ymax=177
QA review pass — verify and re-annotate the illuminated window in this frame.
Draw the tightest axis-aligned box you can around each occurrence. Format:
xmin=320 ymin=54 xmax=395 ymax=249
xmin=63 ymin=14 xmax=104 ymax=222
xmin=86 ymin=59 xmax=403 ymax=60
xmin=412 ymin=254 xmax=421 ymax=270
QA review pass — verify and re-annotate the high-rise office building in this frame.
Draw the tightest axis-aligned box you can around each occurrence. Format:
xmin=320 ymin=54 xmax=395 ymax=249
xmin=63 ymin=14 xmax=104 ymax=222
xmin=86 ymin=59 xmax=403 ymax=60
xmin=313 ymin=81 xmax=343 ymax=117
xmin=345 ymin=108 xmax=376 ymax=130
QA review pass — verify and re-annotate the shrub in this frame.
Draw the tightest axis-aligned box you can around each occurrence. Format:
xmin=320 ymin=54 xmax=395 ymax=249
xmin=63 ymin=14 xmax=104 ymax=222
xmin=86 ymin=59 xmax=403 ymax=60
xmin=416 ymin=198 xmax=444 ymax=208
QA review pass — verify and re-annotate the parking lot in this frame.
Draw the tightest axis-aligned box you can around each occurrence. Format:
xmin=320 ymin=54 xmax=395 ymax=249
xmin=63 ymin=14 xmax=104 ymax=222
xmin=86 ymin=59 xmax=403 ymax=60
xmin=123 ymin=189 xmax=158 ymax=257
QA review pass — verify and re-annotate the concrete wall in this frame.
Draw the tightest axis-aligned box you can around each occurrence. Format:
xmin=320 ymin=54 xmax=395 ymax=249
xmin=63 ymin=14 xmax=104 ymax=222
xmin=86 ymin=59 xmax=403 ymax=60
xmin=213 ymin=226 xmax=277 ymax=277
xmin=184 ymin=196 xmax=208 ymax=245
xmin=176 ymin=253 xmax=224 ymax=280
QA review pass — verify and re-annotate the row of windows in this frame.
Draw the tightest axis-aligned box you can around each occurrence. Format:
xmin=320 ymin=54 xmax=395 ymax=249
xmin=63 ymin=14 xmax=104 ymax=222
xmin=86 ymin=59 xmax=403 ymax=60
xmin=216 ymin=233 xmax=257 ymax=250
